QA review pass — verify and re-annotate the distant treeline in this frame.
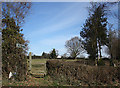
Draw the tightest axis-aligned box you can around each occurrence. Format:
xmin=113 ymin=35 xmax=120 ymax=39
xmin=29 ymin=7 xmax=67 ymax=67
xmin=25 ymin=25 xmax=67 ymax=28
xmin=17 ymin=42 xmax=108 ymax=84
xmin=27 ymin=55 xmax=42 ymax=59
xmin=27 ymin=55 xmax=110 ymax=60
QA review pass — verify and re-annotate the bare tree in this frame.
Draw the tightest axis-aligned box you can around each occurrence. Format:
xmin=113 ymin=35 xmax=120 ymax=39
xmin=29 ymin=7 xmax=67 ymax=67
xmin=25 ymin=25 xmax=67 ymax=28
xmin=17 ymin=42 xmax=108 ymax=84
xmin=61 ymin=53 xmax=68 ymax=58
xmin=2 ymin=2 xmax=31 ymax=27
xmin=65 ymin=37 xmax=84 ymax=58
xmin=107 ymin=30 xmax=117 ymax=59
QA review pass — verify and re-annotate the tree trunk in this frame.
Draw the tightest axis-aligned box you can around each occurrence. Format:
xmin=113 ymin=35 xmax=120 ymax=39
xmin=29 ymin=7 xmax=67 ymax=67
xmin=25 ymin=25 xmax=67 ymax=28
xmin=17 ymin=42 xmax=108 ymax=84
xmin=110 ymin=53 xmax=113 ymax=59
xmin=98 ymin=40 xmax=102 ymax=59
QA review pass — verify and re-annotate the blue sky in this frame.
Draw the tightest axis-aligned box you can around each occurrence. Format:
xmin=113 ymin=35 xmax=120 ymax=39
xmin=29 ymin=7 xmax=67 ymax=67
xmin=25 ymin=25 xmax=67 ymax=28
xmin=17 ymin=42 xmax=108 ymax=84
xmin=22 ymin=2 xmax=118 ymax=57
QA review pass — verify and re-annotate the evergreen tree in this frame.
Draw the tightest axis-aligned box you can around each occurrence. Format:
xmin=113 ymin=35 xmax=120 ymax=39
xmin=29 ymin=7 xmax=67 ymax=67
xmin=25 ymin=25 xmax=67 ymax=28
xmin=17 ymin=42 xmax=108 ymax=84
xmin=42 ymin=52 xmax=46 ymax=57
xmin=80 ymin=3 xmax=108 ymax=60
xmin=80 ymin=17 xmax=98 ymax=59
xmin=42 ymin=52 xmax=50 ymax=58
xmin=49 ymin=49 xmax=58 ymax=59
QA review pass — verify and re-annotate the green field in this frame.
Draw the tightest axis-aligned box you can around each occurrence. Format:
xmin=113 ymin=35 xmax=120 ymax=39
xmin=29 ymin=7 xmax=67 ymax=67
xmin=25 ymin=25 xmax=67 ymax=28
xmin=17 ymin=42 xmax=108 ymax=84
xmin=30 ymin=59 xmax=48 ymax=75
xmin=31 ymin=59 xmax=48 ymax=64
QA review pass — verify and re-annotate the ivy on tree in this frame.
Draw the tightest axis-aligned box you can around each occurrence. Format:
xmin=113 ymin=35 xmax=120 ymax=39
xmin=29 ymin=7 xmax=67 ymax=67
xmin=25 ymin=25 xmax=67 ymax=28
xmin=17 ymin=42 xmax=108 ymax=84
xmin=2 ymin=2 xmax=31 ymax=81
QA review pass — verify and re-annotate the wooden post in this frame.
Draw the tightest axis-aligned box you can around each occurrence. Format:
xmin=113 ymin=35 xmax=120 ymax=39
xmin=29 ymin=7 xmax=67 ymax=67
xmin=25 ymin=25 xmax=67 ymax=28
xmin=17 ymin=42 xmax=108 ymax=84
xmin=44 ymin=63 xmax=46 ymax=75
xmin=29 ymin=52 xmax=32 ymax=71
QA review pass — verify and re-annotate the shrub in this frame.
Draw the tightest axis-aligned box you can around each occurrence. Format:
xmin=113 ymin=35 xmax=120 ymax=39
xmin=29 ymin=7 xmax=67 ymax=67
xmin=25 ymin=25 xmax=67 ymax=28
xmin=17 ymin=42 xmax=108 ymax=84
xmin=110 ymin=59 xmax=119 ymax=67
xmin=97 ymin=59 xmax=105 ymax=66
xmin=110 ymin=59 xmax=114 ymax=66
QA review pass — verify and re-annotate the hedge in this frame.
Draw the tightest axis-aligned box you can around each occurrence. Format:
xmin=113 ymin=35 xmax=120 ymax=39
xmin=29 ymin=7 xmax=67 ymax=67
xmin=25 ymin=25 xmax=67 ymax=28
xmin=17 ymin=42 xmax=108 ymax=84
xmin=46 ymin=60 xmax=120 ymax=86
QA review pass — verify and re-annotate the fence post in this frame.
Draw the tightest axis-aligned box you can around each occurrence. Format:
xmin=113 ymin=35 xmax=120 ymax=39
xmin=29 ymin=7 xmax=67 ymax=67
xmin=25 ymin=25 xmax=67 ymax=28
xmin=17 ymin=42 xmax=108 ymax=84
xmin=45 ymin=63 xmax=46 ymax=75
xmin=29 ymin=52 xmax=32 ymax=71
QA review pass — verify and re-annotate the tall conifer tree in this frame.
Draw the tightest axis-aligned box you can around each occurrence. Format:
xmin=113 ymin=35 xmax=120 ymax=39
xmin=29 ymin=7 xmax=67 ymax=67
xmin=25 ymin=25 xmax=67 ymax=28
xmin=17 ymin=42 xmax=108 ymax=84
xmin=80 ymin=3 xmax=108 ymax=60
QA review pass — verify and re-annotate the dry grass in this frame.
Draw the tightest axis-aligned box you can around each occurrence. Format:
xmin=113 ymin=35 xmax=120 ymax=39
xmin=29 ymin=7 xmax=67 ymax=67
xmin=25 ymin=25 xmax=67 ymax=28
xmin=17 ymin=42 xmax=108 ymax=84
xmin=2 ymin=75 xmax=53 ymax=86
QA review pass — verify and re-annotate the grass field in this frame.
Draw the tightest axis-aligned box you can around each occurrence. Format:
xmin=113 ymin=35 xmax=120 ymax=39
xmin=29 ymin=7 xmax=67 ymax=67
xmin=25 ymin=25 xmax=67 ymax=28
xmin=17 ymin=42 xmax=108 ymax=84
xmin=31 ymin=59 xmax=48 ymax=64
xmin=30 ymin=59 xmax=48 ymax=75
